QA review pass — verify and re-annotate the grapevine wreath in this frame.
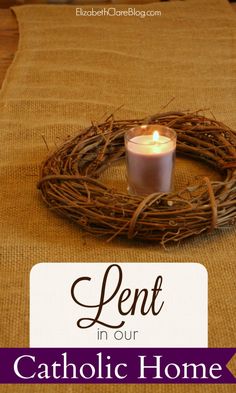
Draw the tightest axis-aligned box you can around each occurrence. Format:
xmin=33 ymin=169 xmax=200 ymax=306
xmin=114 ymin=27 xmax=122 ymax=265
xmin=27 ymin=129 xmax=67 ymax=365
xmin=38 ymin=111 xmax=236 ymax=246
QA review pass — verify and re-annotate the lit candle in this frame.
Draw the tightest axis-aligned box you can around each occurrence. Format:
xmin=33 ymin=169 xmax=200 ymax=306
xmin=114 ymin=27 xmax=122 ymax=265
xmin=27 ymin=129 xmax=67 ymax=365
xmin=125 ymin=125 xmax=176 ymax=195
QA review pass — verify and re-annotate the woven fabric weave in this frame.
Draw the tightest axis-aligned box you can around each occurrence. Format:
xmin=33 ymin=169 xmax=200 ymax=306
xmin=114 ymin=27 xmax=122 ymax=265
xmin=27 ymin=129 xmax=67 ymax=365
xmin=0 ymin=0 xmax=235 ymax=391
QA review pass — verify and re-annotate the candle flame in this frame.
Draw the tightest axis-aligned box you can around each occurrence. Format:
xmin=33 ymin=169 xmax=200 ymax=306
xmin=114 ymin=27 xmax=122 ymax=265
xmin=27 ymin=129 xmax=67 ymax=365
xmin=153 ymin=131 xmax=159 ymax=143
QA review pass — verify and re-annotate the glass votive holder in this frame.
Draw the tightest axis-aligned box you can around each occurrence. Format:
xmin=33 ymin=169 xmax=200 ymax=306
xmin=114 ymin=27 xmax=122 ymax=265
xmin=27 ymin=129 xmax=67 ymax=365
xmin=125 ymin=124 xmax=177 ymax=196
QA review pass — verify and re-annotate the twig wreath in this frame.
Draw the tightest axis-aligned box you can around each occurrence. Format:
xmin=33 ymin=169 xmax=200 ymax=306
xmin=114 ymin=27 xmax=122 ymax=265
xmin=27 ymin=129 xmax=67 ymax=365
xmin=38 ymin=111 xmax=236 ymax=246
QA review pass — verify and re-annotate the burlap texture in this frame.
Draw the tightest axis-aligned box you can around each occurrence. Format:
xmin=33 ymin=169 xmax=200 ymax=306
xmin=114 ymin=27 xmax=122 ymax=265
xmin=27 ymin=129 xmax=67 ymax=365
xmin=0 ymin=0 xmax=235 ymax=391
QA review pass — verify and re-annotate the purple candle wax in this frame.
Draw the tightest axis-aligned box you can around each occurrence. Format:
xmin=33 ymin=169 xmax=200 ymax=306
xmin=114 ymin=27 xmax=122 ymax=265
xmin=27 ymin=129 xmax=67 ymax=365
xmin=125 ymin=126 xmax=176 ymax=195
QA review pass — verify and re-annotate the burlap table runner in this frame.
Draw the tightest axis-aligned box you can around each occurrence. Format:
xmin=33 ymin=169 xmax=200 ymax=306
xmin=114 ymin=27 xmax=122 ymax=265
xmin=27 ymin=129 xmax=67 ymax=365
xmin=0 ymin=0 xmax=235 ymax=391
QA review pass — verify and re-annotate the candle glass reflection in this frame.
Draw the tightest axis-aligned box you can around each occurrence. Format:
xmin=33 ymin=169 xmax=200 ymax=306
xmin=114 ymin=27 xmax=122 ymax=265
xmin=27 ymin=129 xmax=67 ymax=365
xmin=125 ymin=125 xmax=177 ymax=195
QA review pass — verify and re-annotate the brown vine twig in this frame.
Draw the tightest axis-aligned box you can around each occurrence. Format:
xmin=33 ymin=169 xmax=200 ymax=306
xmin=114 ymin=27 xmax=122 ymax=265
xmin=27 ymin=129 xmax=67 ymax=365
xmin=37 ymin=111 xmax=236 ymax=245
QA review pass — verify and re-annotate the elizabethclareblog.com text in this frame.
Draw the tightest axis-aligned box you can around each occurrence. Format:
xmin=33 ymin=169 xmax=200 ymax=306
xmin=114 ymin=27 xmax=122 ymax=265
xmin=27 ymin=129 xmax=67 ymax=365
xmin=13 ymin=352 xmax=222 ymax=381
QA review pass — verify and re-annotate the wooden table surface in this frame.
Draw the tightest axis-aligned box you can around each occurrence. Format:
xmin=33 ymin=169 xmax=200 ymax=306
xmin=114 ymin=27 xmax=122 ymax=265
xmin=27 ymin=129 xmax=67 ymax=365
xmin=0 ymin=4 xmax=236 ymax=89
xmin=0 ymin=9 xmax=18 ymax=88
